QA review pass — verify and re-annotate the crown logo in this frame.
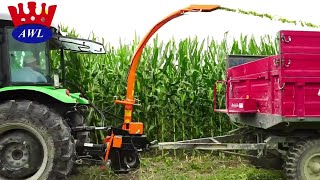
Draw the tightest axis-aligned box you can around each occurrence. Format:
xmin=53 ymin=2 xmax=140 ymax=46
xmin=8 ymin=2 xmax=57 ymax=27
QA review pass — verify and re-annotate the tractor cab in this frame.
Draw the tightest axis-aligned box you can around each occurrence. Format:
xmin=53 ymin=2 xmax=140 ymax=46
xmin=0 ymin=13 xmax=105 ymax=88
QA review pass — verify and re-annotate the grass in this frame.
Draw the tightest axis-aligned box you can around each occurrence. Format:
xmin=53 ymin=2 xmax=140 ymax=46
xmin=69 ymin=153 xmax=285 ymax=180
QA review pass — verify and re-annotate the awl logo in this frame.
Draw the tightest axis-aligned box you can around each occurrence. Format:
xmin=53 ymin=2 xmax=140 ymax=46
xmin=8 ymin=1 xmax=57 ymax=43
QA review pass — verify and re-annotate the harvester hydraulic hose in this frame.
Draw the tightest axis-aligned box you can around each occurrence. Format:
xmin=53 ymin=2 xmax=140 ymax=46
xmin=64 ymin=80 xmax=107 ymax=126
xmin=89 ymin=102 xmax=107 ymax=126
xmin=64 ymin=80 xmax=126 ymax=126
xmin=103 ymin=110 xmax=124 ymax=122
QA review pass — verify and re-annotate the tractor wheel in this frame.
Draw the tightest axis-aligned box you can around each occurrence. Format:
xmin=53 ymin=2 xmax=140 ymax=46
xmin=66 ymin=111 xmax=90 ymax=175
xmin=67 ymin=111 xmax=90 ymax=143
xmin=0 ymin=100 xmax=75 ymax=180
xmin=285 ymin=139 xmax=320 ymax=180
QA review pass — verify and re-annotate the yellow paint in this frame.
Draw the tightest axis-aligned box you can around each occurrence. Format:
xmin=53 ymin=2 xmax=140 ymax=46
xmin=125 ymin=118 xmax=130 ymax=124
xmin=125 ymin=110 xmax=132 ymax=117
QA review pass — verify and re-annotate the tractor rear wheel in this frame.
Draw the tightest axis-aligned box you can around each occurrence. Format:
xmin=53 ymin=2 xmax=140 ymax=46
xmin=67 ymin=111 xmax=90 ymax=144
xmin=66 ymin=111 xmax=90 ymax=175
xmin=285 ymin=139 xmax=320 ymax=180
xmin=0 ymin=100 xmax=75 ymax=180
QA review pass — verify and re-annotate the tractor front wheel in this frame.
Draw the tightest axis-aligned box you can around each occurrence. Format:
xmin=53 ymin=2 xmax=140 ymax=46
xmin=285 ymin=139 xmax=320 ymax=180
xmin=0 ymin=100 xmax=75 ymax=180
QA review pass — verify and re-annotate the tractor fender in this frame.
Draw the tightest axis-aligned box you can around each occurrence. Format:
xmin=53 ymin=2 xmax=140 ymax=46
xmin=0 ymin=86 xmax=89 ymax=104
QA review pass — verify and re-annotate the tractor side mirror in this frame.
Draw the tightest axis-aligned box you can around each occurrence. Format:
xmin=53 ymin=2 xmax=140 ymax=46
xmin=54 ymin=35 xmax=106 ymax=54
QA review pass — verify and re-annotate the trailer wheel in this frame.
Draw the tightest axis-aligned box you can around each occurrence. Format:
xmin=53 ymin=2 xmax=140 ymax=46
xmin=285 ymin=139 xmax=320 ymax=180
xmin=0 ymin=100 xmax=75 ymax=180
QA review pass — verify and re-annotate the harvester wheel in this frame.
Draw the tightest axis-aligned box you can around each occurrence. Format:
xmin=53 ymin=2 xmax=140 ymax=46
xmin=109 ymin=150 xmax=140 ymax=173
xmin=285 ymin=139 xmax=320 ymax=180
xmin=121 ymin=151 xmax=140 ymax=169
xmin=0 ymin=100 xmax=75 ymax=180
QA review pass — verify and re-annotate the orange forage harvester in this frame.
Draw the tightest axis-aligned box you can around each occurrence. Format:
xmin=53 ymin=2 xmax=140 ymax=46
xmin=114 ymin=4 xmax=220 ymax=133
xmin=105 ymin=4 xmax=220 ymax=173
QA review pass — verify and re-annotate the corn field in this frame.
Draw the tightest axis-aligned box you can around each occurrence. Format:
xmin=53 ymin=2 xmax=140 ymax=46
xmin=51 ymin=27 xmax=279 ymax=143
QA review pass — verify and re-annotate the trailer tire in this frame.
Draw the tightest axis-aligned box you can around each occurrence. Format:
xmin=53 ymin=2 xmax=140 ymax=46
xmin=0 ymin=100 xmax=75 ymax=180
xmin=285 ymin=139 xmax=320 ymax=180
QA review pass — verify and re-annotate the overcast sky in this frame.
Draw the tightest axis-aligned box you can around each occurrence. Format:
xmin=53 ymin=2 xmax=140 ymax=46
xmin=2 ymin=0 xmax=320 ymax=46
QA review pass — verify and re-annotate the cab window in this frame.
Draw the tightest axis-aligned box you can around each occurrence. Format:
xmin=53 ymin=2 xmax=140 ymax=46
xmin=7 ymin=28 xmax=50 ymax=84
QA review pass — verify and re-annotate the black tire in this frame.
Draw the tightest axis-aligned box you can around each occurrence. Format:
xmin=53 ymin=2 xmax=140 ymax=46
xmin=66 ymin=111 xmax=90 ymax=144
xmin=66 ymin=111 xmax=91 ymax=175
xmin=0 ymin=100 xmax=75 ymax=180
xmin=121 ymin=150 xmax=140 ymax=169
xmin=285 ymin=139 xmax=320 ymax=180
xmin=247 ymin=150 xmax=284 ymax=170
xmin=109 ymin=150 xmax=141 ymax=173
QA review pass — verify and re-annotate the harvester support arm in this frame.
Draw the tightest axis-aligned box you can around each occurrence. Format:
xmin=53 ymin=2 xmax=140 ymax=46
xmin=115 ymin=4 xmax=220 ymax=130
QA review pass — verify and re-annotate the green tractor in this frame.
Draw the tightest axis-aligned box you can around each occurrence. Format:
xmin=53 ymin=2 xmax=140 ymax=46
xmin=0 ymin=12 xmax=147 ymax=180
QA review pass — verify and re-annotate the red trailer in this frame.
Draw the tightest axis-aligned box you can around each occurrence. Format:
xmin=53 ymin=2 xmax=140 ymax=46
xmin=217 ymin=30 xmax=320 ymax=129
xmin=156 ymin=30 xmax=320 ymax=180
